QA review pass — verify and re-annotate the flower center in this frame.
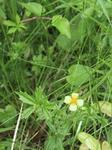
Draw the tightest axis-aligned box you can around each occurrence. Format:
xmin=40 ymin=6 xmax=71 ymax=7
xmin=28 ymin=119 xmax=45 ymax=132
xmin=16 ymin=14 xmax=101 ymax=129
xmin=70 ymin=96 xmax=78 ymax=105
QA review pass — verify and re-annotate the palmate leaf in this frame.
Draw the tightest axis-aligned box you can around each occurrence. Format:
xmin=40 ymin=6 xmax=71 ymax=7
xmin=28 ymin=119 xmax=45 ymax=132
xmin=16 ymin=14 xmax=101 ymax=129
xmin=52 ymin=15 xmax=71 ymax=39
xmin=20 ymin=2 xmax=43 ymax=16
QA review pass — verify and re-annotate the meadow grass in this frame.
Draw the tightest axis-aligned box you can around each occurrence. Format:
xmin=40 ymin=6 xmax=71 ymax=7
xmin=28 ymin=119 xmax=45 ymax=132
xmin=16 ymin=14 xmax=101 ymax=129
xmin=0 ymin=0 xmax=112 ymax=150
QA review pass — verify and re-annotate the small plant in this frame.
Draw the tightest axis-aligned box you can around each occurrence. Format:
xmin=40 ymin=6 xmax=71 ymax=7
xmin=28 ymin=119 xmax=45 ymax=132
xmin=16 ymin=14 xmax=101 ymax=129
xmin=64 ymin=92 xmax=84 ymax=111
xmin=3 ymin=14 xmax=26 ymax=34
xmin=0 ymin=0 xmax=112 ymax=149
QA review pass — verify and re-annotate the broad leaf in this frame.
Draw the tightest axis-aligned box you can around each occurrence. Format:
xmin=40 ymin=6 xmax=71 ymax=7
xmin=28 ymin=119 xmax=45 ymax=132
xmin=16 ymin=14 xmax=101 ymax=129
xmin=66 ymin=64 xmax=92 ymax=86
xmin=99 ymin=101 xmax=112 ymax=117
xmin=52 ymin=15 xmax=71 ymax=39
xmin=20 ymin=2 xmax=43 ymax=16
xmin=79 ymin=143 xmax=89 ymax=150
xmin=102 ymin=141 xmax=111 ymax=150
xmin=56 ymin=34 xmax=72 ymax=50
xmin=78 ymin=132 xmax=101 ymax=150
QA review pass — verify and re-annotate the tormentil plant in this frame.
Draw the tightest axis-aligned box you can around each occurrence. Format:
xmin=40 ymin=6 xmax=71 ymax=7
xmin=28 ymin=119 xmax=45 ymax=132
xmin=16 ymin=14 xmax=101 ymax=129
xmin=64 ymin=93 xmax=84 ymax=111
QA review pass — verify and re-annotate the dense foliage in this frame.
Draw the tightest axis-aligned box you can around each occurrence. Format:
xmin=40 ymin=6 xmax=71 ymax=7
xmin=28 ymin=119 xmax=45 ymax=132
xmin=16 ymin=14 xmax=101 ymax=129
xmin=0 ymin=0 xmax=112 ymax=150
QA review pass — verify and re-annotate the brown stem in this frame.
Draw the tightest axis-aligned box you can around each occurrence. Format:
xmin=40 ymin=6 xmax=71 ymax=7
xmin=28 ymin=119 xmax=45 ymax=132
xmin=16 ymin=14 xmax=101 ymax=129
xmin=22 ymin=16 xmax=51 ymax=23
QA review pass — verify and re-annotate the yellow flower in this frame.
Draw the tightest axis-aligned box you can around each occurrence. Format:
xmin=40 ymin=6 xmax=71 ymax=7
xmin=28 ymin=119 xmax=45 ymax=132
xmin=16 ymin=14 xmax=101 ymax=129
xmin=64 ymin=93 xmax=84 ymax=111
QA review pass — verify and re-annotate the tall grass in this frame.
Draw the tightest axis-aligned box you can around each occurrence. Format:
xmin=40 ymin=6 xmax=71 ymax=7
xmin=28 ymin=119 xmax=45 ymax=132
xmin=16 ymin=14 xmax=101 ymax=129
xmin=0 ymin=0 xmax=112 ymax=149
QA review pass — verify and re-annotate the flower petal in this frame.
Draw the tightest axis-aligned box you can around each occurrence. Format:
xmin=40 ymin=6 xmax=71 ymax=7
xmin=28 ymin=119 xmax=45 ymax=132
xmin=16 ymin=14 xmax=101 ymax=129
xmin=64 ymin=96 xmax=71 ymax=104
xmin=72 ymin=93 xmax=79 ymax=98
xmin=69 ymin=104 xmax=77 ymax=111
xmin=77 ymin=99 xmax=84 ymax=107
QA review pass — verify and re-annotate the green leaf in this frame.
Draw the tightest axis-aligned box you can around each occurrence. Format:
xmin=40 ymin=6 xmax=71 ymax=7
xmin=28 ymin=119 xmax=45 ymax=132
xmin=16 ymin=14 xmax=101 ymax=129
xmin=19 ymin=23 xmax=26 ymax=30
xmin=0 ymin=127 xmax=13 ymax=133
xmin=107 ymin=70 xmax=112 ymax=86
xmin=0 ymin=7 xmax=6 ymax=19
xmin=22 ymin=106 xmax=35 ymax=119
xmin=0 ymin=140 xmax=11 ymax=150
xmin=82 ymin=7 xmax=94 ymax=18
xmin=78 ymin=132 xmax=101 ymax=150
xmin=97 ymin=0 xmax=110 ymax=22
xmin=52 ymin=15 xmax=71 ymax=39
xmin=15 ymin=14 xmax=21 ymax=24
xmin=56 ymin=34 xmax=72 ymax=50
xmin=18 ymin=92 xmax=35 ymax=105
xmin=99 ymin=101 xmax=112 ymax=117
xmin=32 ymin=54 xmax=47 ymax=74
xmin=35 ymin=86 xmax=44 ymax=102
xmin=66 ymin=64 xmax=92 ymax=86
xmin=3 ymin=20 xmax=16 ymax=27
xmin=44 ymin=135 xmax=64 ymax=150
xmin=0 ymin=105 xmax=17 ymax=127
xmin=20 ymin=2 xmax=43 ymax=16
xmin=8 ymin=27 xmax=17 ymax=34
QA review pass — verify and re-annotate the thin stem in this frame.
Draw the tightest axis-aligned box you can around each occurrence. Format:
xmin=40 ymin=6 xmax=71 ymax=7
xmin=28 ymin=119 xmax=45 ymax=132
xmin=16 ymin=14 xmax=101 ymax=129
xmin=22 ymin=16 xmax=51 ymax=23
xmin=11 ymin=103 xmax=23 ymax=150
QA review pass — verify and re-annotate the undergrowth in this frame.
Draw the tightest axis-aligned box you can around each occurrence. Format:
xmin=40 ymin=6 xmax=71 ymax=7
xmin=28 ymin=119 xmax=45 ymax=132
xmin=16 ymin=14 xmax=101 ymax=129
xmin=0 ymin=0 xmax=112 ymax=150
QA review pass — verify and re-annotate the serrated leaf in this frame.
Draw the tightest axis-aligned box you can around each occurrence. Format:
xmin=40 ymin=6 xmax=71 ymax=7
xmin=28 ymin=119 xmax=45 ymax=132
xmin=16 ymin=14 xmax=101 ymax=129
xmin=78 ymin=132 xmax=101 ymax=150
xmin=20 ymin=2 xmax=42 ymax=16
xmin=66 ymin=64 xmax=92 ymax=86
xmin=99 ymin=101 xmax=112 ymax=117
xmin=18 ymin=92 xmax=35 ymax=105
xmin=22 ymin=106 xmax=35 ymax=119
xmin=52 ymin=15 xmax=71 ymax=39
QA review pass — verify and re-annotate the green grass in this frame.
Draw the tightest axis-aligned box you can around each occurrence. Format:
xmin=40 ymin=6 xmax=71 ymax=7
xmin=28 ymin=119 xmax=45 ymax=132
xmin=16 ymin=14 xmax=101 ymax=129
xmin=0 ymin=0 xmax=112 ymax=150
